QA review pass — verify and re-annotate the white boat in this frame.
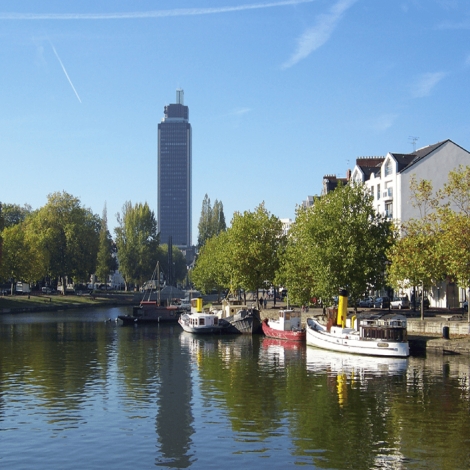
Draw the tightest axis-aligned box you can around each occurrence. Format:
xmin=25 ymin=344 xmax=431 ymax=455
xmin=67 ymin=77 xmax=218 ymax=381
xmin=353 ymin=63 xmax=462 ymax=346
xmin=306 ymin=313 xmax=409 ymax=357
xmin=305 ymin=290 xmax=409 ymax=357
xmin=178 ymin=312 xmax=229 ymax=334
xmin=178 ymin=298 xmax=229 ymax=334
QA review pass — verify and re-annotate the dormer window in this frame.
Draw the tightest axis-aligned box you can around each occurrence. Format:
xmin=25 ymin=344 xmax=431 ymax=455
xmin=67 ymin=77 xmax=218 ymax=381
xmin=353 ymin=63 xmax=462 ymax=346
xmin=384 ymin=159 xmax=393 ymax=177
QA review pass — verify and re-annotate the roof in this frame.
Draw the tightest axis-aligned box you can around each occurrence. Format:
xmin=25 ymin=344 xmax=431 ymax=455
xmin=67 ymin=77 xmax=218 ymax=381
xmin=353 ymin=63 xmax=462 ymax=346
xmin=354 ymin=157 xmax=384 ymax=181
xmin=390 ymin=140 xmax=456 ymax=173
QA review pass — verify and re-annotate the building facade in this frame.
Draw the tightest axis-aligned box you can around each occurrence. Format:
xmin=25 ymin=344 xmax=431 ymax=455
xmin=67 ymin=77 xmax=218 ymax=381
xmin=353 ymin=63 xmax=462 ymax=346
xmin=157 ymin=90 xmax=192 ymax=249
xmin=350 ymin=139 xmax=470 ymax=309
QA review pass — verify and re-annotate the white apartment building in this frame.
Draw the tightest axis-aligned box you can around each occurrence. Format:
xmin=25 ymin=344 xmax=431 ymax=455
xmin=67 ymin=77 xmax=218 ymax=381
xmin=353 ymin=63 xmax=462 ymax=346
xmin=350 ymin=139 xmax=470 ymax=309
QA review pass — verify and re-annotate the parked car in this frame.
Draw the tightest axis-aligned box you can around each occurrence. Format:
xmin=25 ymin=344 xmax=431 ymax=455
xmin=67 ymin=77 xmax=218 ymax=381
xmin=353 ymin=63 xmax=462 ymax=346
xmin=373 ymin=296 xmax=390 ymax=309
xmin=42 ymin=287 xmax=55 ymax=294
xmin=358 ymin=297 xmax=373 ymax=308
xmin=464 ymin=300 xmax=468 ymax=312
xmin=390 ymin=296 xmax=410 ymax=309
xmin=179 ymin=299 xmax=191 ymax=311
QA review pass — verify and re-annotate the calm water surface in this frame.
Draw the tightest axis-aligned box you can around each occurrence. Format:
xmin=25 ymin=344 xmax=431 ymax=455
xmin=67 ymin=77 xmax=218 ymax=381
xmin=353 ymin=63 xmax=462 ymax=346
xmin=1 ymin=307 xmax=469 ymax=469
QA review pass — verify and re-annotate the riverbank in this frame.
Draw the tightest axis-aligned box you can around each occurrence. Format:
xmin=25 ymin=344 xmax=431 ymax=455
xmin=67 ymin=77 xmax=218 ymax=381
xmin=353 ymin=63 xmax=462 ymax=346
xmin=3 ymin=296 xmax=470 ymax=355
xmin=0 ymin=292 xmax=135 ymax=313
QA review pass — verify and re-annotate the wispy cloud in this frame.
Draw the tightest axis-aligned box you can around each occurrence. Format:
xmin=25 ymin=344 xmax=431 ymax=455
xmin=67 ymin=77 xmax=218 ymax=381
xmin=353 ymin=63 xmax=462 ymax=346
xmin=49 ymin=41 xmax=82 ymax=103
xmin=411 ymin=72 xmax=447 ymax=98
xmin=0 ymin=1 xmax=314 ymax=20
xmin=373 ymin=113 xmax=399 ymax=132
xmin=282 ymin=0 xmax=358 ymax=69
xmin=230 ymin=107 xmax=252 ymax=116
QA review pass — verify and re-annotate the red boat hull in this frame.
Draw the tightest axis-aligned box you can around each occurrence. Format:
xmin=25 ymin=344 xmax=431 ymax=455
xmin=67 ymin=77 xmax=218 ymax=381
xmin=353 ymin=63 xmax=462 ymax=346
xmin=261 ymin=318 xmax=306 ymax=342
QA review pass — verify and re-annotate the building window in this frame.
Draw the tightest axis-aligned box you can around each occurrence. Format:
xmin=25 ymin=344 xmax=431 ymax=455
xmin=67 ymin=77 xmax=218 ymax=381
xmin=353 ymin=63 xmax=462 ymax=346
xmin=377 ymin=184 xmax=381 ymax=200
xmin=385 ymin=202 xmax=393 ymax=218
xmin=384 ymin=159 xmax=392 ymax=177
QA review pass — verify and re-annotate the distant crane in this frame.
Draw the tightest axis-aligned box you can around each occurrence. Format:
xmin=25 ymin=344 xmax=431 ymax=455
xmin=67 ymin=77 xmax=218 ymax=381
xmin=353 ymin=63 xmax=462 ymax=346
xmin=409 ymin=136 xmax=419 ymax=152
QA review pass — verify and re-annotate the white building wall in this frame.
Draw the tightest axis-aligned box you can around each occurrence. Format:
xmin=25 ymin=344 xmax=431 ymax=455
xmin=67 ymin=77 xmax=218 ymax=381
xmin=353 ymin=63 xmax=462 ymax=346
xmin=400 ymin=141 xmax=470 ymax=222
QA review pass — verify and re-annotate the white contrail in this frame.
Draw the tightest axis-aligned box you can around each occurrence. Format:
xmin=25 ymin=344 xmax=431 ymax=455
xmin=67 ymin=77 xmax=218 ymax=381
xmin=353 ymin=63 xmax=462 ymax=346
xmin=282 ymin=0 xmax=357 ymax=69
xmin=0 ymin=1 xmax=314 ymax=20
xmin=49 ymin=42 xmax=82 ymax=103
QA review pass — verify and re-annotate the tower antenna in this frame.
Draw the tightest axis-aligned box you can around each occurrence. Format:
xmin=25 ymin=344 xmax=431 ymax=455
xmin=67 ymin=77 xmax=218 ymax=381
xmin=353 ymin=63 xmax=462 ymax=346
xmin=409 ymin=136 xmax=419 ymax=152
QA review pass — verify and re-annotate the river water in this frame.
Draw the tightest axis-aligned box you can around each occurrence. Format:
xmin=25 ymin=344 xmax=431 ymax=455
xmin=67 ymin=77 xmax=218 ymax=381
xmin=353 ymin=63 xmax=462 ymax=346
xmin=0 ymin=306 xmax=469 ymax=469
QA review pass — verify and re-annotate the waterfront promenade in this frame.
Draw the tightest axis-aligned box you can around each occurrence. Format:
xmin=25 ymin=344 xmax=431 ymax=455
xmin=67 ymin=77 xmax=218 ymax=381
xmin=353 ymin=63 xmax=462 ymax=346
xmin=259 ymin=300 xmax=470 ymax=355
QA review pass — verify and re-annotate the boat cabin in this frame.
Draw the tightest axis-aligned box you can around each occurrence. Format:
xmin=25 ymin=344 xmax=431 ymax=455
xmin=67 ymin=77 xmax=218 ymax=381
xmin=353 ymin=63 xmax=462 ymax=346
xmin=188 ymin=314 xmax=219 ymax=327
xmin=270 ymin=309 xmax=301 ymax=331
xmin=359 ymin=314 xmax=407 ymax=342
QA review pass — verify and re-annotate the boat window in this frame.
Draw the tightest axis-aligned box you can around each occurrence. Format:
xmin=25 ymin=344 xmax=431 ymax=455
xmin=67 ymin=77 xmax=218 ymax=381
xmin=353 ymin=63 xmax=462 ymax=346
xmin=285 ymin=312 xmax=290 ymax=320
xmin=199 ymin=318 xmax=205 ymax=326
xmin=214 ymin=317 xmax=218 ymax=325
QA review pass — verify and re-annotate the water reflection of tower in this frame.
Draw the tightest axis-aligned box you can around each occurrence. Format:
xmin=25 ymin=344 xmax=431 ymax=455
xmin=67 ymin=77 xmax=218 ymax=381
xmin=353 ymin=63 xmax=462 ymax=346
xmin=155 ymin=326 xmax=193 ymax=468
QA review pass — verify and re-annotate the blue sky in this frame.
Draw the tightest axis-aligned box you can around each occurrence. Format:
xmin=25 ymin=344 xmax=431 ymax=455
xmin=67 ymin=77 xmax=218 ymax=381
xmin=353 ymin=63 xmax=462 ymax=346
xmin=1 ymin=0 xmax=469 ymax=242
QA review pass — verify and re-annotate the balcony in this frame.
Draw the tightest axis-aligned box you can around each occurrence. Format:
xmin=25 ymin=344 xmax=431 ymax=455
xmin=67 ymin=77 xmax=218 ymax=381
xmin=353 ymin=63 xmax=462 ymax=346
xmin=382 ymin=188 xmax=393 ymax=201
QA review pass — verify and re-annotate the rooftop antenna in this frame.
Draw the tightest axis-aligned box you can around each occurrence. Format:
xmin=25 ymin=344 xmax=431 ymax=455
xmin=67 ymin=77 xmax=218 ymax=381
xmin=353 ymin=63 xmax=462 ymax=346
xmin=409 ymin=136 xmax=419 ymax=152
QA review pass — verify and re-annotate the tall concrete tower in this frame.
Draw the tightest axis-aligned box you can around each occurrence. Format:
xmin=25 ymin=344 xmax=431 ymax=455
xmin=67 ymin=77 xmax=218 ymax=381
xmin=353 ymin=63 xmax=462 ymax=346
xmin=157 ymin=89 xmax=192 ymax=248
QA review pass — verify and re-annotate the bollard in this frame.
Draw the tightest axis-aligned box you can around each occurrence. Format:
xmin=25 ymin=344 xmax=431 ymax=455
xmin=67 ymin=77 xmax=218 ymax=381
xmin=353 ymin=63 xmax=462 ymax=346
xmin=442 ymin=326 xmax=450 ymax=340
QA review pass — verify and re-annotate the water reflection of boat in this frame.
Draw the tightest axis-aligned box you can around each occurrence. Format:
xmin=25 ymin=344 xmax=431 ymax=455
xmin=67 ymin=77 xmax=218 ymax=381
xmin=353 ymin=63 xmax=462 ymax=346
xmin=262 ymin=337 xmax=304 ymax=351
xmin=260 ymin=337 xmax=305 ymax=368
xmin=306 ymin=346 xmax=408 ymax=376
xmin=306 ymin=290 xmax=409 ymax=357
xmin=261 ymin=310 xmax=305 ymax=342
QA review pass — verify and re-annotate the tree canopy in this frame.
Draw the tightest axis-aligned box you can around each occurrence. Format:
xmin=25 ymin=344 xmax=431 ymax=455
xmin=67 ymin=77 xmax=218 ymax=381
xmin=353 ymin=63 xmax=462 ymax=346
xmin=96 ymin=204 xmax=116 ymax=286
xmin=0 ymin=192 xmax=100 ymax=291
xmin=114 ymin=201 xmax=160 ymax=289
xmin=192 ymin=203 xmax=285 ymax=295
xmin=197 ymin=194 xmax=226 ymax=248
xmin=279 ymin=183 xmax=394 ymax=306
xmin=387 ymin=166 xmax=470 ymax=317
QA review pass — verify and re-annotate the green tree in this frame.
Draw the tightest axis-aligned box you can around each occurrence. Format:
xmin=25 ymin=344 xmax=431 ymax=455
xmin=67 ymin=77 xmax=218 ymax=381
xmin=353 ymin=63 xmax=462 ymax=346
xmin=27 ymin=192 xmax=101 ymax=290
xmin=212 ymin=199 xmax=226 ymax=235
xmin=437 ymin=165 xmax=470 ymax=291
xmin=114 ymin=201 xmax=160 ymax=289
xmin=280 ymin=184 xmax=394 ymax=307
xmin=197 ymin=194 xmax=226 ymax=248
xmin=0 ymin=224 xmax=31 ymax=291
xmin=227 ymin=203 xmax=285 ymax=295
xmin=1 ymin=203 xmax=32 ymax=228
xmin=96 ymin=204 xmax=115 ymax=288
xmin=191 ymin=231 xmax=231 ymax=295
xmin=387 ymin=176 xmax=446 ymax=319
xmin=197 ymin=194 xmax=212 ymax=248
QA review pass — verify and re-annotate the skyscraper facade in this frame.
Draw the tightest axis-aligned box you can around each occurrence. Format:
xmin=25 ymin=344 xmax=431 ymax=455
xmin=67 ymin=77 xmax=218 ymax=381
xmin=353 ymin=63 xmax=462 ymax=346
xmin=157 ymin=89 xmax=192 ymax=248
